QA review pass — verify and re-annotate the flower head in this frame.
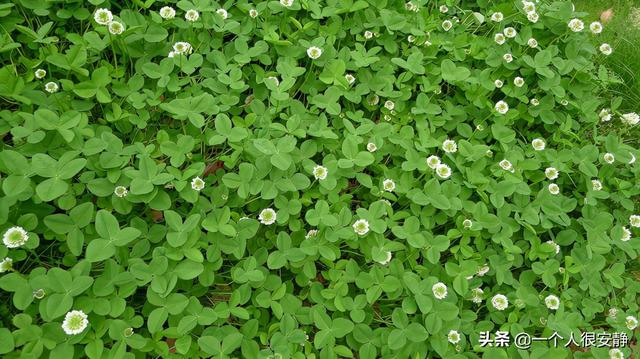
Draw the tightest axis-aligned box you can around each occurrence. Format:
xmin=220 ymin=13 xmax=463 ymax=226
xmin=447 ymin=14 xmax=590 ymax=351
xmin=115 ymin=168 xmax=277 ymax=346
xmin=621 ymin=226 xmax=632 ymax=242
xmin=514 ymin=77 xmax=525 ymax=87
xmin=503 ymin=53 xmax=513 ymax=63
xmin=159 ymin=6 xmax=176 ymax=19
xmin=527 ymin=12 xmax=539 ymax=23
xmin=590 ymin=21 xmax=603 ymax=34
xmin=436 ymin=163 xmax=452 ymax=179
xmin=491 ymin=294 xmax=509 ymax=310
xmin=94 ymin=8 xmax=113 ymax=25
xmin=471 ymin=287 xmax=484 ymax=303
xmin=621 ymin=112 xmax=640 ymax=125
xmin=522 ymin=1 xmax=536 ymax=14
xmin=367 ymin=142 xmax=377 ymax=152
xmin=499 ymin=159 xmax=514 ymax=172
xmin=439 ymin=5 xmax=448 ymax=13
xmin=477 ymin=264 xmax=489 ymax=276
xmin=527 ymin=38 xmax=538 ymax=48
xmin=545 ymin=295 xmax=560 ymax=310
xmin=545 ymin=167 xmax=559 ymax=180
xmin=345 ymin=73 xmax=355 ymax=85
xmin=173 ymin=42 xmax=193 ymax=55
xmin=62 ymin=310 xmax=89 ymax=335
xmin=625 ymin=315 xmax=638 ymax=330
xmin=280 ymin=0 xmax=294 ymax=7
xmin=599 ymin=108 xmax=612 ymax=122
xmin=442 ymin=139 xmax=457 ymax=153
xmin=364 ymin=30 xmax=373 ymax=39
xmin=312 ymin=165 xmax=328 ymax=180
xmin=352 ymin=219 xmax=370 ymax=235
xmin=427 ymin=155 xmax=441 ymax=169
xmin=384 ymin=100 xmax=395 ymax=111
xmin=432 ymin=282 xmax=448 ymax=299
xmin=191 ymin=176 xmax=205 ymax=191
xmin=442 ymin=20 xmax=453 ymax=31
xmin=249 ymin=9 xmax=259 ymax=18
xmin=216 ymin=8 xmax=228 ymax=19
xmin=494 ymin=79 xmax=504 ymax=88
xmin=599 ymin=43 xmax=613 ymax=55
xmin=463 ymin=219 xmax=473 ymax=229
xmin=378 ymin=251 xmax=392 ymax=265
xmin=0 ymin=257 xmax=12 ymax=273
xmin=307 ymin=46 xmax=323 ymax=59
xmin=609 ymin=348 xmax=624 ymax=359
xmin=185 ymin=9 xmax=199 ymax=22
xmin=35 ymin=69 xmax=46 ymax=79
xmin=382 ymin=179 xmax=396 ymax=192
xmin=630 ymin=215 xmax=640 ymax=228
xmin=491 ymin=12 xmax=504 ymax=22
xmin=3 ymin=227 xmax=28 ymax=248
xmin=114 ymin=186 xmax=128 ymax=198
xmin=494 ymin=33 xmax=506 ymax=45
xmin=447 ymin=330 xmax=460 ymax=344
xmin=45 ymin=82 xmax=59 ymax=93
xmin=495 ymin=100 xmax=509 ymax=114
xmin=546 ymin=240 xmax=560 ymax=254
xmin=568 ymin=18 xmax=584 ymax=32
xmin=604 ymin=153 xmax=615 ymax=164
xmin=305 ymin=229 xmax=318 ymax=239
xmin=259 ymin=208 xmax=277 ymax=225
xmin=504 ymin=27 xmax=517 ymax=38
xmin=108 ymin=21 xmax=125 ymax=35
xmin=532 ymin=138 xmax=545 ymax=151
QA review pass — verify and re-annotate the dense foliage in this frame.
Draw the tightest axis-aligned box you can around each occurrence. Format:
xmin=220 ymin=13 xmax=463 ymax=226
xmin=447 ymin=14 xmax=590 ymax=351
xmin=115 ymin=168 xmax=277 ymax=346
xmin=1 ymin=0 xmax=639 ymax=358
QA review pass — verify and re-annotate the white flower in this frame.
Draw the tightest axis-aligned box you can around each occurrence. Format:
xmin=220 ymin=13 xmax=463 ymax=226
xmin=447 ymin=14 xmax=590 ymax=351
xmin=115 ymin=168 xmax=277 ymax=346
xmin=62 ymin=310 xmax=89 ymax=335
xmin=471 ymin=287 xmax=484 ymax=303
xmin=435 ymin=163 xmax=452 ymax=179
xmin=599 ymin=108 xmax=612 ymax=122
xmin=621 ymin=112 xmax=640 ymax=125
xmin=514 ymin=77 xmax=525 ymax=87
xmin=442 ymin=139 xmax=457 ymax=153
xmin=477 ymin=264 xmax=489 ymax=276
xmin=185 ymin=9 xmax=199 ymax=22
xmin=405 ymin=1 xmax=418 ymax=12
xmin=3 ymin=227 xmax=29 ymax=248
xmin=167 ymin=51 xmax=176 ymax=58
xmin=504 ymin=27 xmax=517 ymax=38
xmin=280 ymin=0 xmax=294 ymax=7
xmin=312 ymin=165 xmax=328 ymax=180
xmin=630 ymin=215 xmax=640 ymax=228
xmin=216 ymin=8 xmax=228 ymax=19
xmin=159 ymin=6 xmax=176 ymax=19
xmin=267 ymin=76 xmax=280 ymax=86
xmin=491 ymin=12 xmax=504 ymax=22
xmin=630 ymin=154 xmax=636 ymax=164
xmin=191 ymin=176 xmax=205 ymax=191
xmin=307 ymin=46 xmax=322 ymax=59
xmin=108 ymin=21 xmax=125 ymax=35
xmin=476 ymin=124 xmax=484 ymax=131
xmin=173 ymin=42 xmax=193 ymax=55
xmin=545 ymin=295 xmax=560 ymax=310
xmin=407 ymin=35 xmax=415 ymax=43
xmin=383 ymin=179 xmax=396 ymax=192
xmin=94 ymin=8 xmax=113 ymax=25
xmin=527 ymin=38 xmax=538 ymax=48
xmin=625 ymin=315 xmax=638 ymax=330
xmin=590 ymin=21 xmax=603 ymax=34
xmin=447 ymin=330 xmax=460 ymax=344
xmin=463 ymin=219 xmax=473 ymax=229
xmin=0 ymin=257 xmax=12 ymax=273
xmin=432 ymin=282 xmax=448 ymax=299
xmin=591 ymin=179 xmax=602 ymax=191
xmin=423 ymin=40 xmax=432 ymax=46
xmin=609 ymin=348 xmax=624 ymax=359
xmin=546 ymin=240 xmax=560 ymax=254
xmin=259 ymin=208 xmax=277 ymax=225
xmin=305 ymin=229 xmax=318 ymax=239
xmin=352 ymin=219 xmax=370 ymax=235
xmin=522 ymin=1 xmax=536 ymax=14
xmin=439 ymin=5 xmax=448 ymax=13
xmin=561 ymin=99 xmax=569 ymax=106
xmin=530 ymin=98 xmax=539 ymax=106
xmin=35 ymin=69 xmax=46 ymax=79
xmin=532 ymin=138 xmax=545 ymax=151
xmin=609 ymin=308 xmax=619 ymax=319
xmin=367 ymin=142 xmax=377 ymax=152
xmin=503 ymin=53 xmax=513 ymax=63
xmin=249 ymin=9 xmax=259 ymax=18
xmin=604 ymin=153 xmax=615 ymax=164
xmin=345 ymin=73 xmax=355 ymax=84
xmin=368 ymin=94 xmax=379 ymax=106
xmin=545 ymin=167 xmax=559 ymax=180
xmin=568 ymin=18 xmax=584 ymax=32
xmin=527 ymin=12 xmax=539 ymax=23
xmin=45 ymin=81 xmax=59 ymax=93
xmin=494 ymin=79 xmax=503 ymax=88
xmin=383 ymin=114 xmax=392 ymax=122
xmin=499 ymin=159 xmax=514 ymax=172
xmin=495 ymin=100 xmax=509 ymax=114
xmin=384 ymin=100 xmax=395 ymax=111
xmin=494 ymin=33 xmax=506 ymax=45
xmin=378 ymin=251 xmax=393 ymax=265
xmin=599 ymin=43 xmax=613 ymax=55
xmin=114 ymin=186 xmax=128 ymax=198
xmin=364 ymin=30 xmax=373 ymax=39
xmin=427 ymin=155 xmax=441 ymax=169
xmin=491 ymin=294 xmax=509 ymax=310
xmin=442 ymin=20 xmax=453 ymax=31
xmin=548 ymin=183 xmax=560 ymax=195
xmin=621 ymin=226 xmax=632 ymax=242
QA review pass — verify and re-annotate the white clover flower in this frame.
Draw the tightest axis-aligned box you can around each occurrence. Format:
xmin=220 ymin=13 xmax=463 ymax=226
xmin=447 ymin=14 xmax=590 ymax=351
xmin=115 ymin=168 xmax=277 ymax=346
xmin=609 ymin=308 xmax=619 ymax=319
xmin=476 ymin=124 xmax=484 ymax=131
xmin=568 ymin=18 xmax=584 ymax=32
xmin=463 ymin=219 xmax=473 ymax=229
xmin=368 ymin=94 xmax=379 ymax=106
xmin=280 ymin=0 xmax=294 ymax=7
xmin=621 ymin=112 xmax=640 ymax=125
xmin=527 ymin=12 xmax=539 ymax=23
xmin=591 ymin=179 xmax=603 ymax=191
xmin=383 ymin=179 xmax=396 ymax=192
xmin=367 ymin=142 xmax=377 ymax=152
xmin=62 ymin=310 xmax=89 ymax=335
xmin=545 ymin=167 xmax=559 ymax=180
xmin=33 ymin=288 xmax=45 ymax=299
xmin=471 ymin=287 xmax=484 ymax=303
xmin=259 ymin=208 xmax=277 ymax=225
xmin=499 ymin=159 xmax=514 ymax=172
xmin=432 ymin=282 xmax=448 ymax=299
xmin=189 ymin=177 xmax=204 ymax=191
xmin=504 ymin=27 xmax=517 ymax=38
xmin=546 ymin=240 xmax=560 ymax=254
xmin=378 ymin=251 xmax=393 ymax=265
xmin=185 ymin=9 xmax=200 ymax=22
xmin=630 ymin=215 xmax=640 ymax=228
xmin=495 ymin=100 xmax=509 ymax=114
xmin=522 ymin=1 xmax=536 ymax=14
xmin=527 ymin=38 xmax=538 ymax=48
xmin=94 ymin=8 xmax=113 ymax=25
xmin=491 ymin=294 xmax=509 ymax=310
xmin=609 ymin=348 xmax=624 ymax=359
xmin=423 ymin=40 xmax=432 ymax=46
xmin=590 ymin=21 xmax=603 ymax=34
xmin=384 ymin=100 xmax=395 ymax=111
xmin=599 ymin=43 xmax=613 ymax=55
xmin=599 ymin=108 xmax=612 ymax=122
xmin=503 ymin=53 xmax=513 ymax=63
xmin=307 ymin=46 xmax=322 ymax=59
xmin=530 ymin=98 xmax=539 ymax=106
xmin=216 ymin=8 xmax=228 ymax=19
xmin=167 ymin=51 xmax=176 ymax=58
xmin=621 ymin=226 xmax=632 ymax=242
xmin=494 ymin=79 xmax=503 ymax=88
xmin=477 ymin=264 xmax=489 ymax=276
xmin=427 ymin=155 xmax=441 ymax=169
xmin=436 ymin=163 xmax=452 ymax=179
xmin=630 ymin=154 xmax=636 ymax=164
xmin=548 ymin=183 xmax=560 ymax=195
xmin=442 ymin=20 xmax=453 ymax=31
xmin=0 ymin=257 xmax=12 ymax=273
xmin=383 ymin=114 xmax=392 ymax=121
xmin=364 ymin=30 xmax=373 ymax=39
xmin=545 ymin=295 xmax=560 ymax=310
xmin=604 ymin=153 xmax=615 ymax=164
xmin=491 ymin=12 xmax=504 ymax=22
xmin=447 ymin=330 xmax=461 ymax=344
xmin=514 ymin=77 xmax=525 ymax=87
xmin=267 ymin=76 xmax=280 ymax=86
xmin=494 ymin=33 xmax=506 ymax=45
xmin=561 ymin=99 xmax=569 ymax=106
xmin=352 ymin=219 xmax=370 ymax=235
xmin=173 ymin=41 xmax=193 ymax=54
xmin=532 ymin=138 xmax=545 ymax=151
xmin=114 ymin=186 xmax=128 ymax=198
xmin=249 ymin=9 xmax=259 ymax=18
xmin=35 ymin=69 xmax=46 ymax=79
xmin=45 ymin=81 xmax=59 ymax=93
xmin=439 ymin=5 xmax=448 ymax=13
xmin=442 ymin=139 xmax=457 ymax=153
xmin=3 ymin=227 xmax=29 ymax=248
xmin=159 ymin=6 xmax=176 ymax=19
xmin=108 ymin=21 xmax=125 ymax=35
xmin=407 ymin=35 xmax=415 ymax=43
xmin=312 ymin=165 xmax=328 ymax=180
xmin=345 ymin=73 xmax=355 ymax=85
xmin=305 ymin=229 xmax=318 ymax=239
xmin=625 ymin=315 xmax=638 ymax=330
xmin=405 ymin=1 xmax=418 ymax=12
